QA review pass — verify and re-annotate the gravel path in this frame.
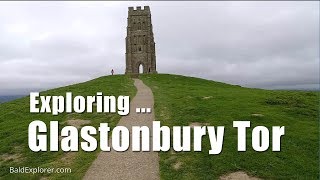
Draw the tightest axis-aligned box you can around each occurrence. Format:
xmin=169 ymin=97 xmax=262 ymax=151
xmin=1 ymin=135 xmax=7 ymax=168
xmin=84 ymin=79 xmax=160 ymax=180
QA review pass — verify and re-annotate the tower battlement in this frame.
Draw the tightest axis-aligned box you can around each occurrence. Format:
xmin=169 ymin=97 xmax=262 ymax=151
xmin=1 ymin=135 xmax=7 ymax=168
xmin=128 ymin=6 xmax=150 ymax=15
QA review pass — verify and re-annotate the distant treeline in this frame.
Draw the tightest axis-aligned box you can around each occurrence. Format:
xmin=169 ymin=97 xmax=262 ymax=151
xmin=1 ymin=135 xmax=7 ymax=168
xmin=0 ymin=95 xmax=25 ymax=103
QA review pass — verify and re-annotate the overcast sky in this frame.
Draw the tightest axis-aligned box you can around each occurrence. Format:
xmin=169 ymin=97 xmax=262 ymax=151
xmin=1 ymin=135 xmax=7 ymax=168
xmin=0 ymin=1 xmax=319 ymax=95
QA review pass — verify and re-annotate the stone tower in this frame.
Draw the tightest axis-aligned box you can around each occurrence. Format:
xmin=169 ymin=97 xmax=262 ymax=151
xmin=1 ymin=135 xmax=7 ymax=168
xmin=125 ymin=6 xmax=157 ymax=74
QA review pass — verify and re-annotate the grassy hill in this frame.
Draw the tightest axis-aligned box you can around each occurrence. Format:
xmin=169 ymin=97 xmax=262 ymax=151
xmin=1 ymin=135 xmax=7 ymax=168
xmin=0 ymin=75 xmax=136 ymax=179
xmin=0 ymin=74 xmax=318 ymax=179
xmin=140 ymin=74 xmax=318 ymax=179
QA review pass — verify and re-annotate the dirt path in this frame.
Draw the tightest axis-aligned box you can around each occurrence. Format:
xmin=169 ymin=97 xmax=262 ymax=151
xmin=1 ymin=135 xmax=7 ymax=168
xmin=84 ymin=79 xmax=160 ymax=180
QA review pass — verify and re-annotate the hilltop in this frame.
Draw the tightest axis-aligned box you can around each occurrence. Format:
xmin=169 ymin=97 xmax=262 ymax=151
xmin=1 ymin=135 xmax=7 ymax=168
xmin=0 ymin=74 xmax=318 ymax=179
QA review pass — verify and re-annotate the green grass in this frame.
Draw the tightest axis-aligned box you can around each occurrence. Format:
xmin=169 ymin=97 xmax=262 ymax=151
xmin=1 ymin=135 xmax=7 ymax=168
xmin=0 ymin=75 xmax=136 ymax=179
xmin=140 ymin=74 xmax=319 ymax=179
xmin=1 ymin=73 xmax=318 ymax=179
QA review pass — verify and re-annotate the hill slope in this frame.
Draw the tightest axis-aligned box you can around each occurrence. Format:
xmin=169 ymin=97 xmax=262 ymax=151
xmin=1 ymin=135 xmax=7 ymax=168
xmin=140 ymin=74 xmax=318 ymax=179
xmin=0 ymin=75 xmax=136 ymax=179
xmin=0 ymin=74 xmax=318 ymax=179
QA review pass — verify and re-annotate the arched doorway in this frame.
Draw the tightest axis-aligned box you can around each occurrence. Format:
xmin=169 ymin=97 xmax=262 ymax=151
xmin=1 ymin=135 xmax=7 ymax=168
xmin=139 ymin=64 xmax=143 ymax=74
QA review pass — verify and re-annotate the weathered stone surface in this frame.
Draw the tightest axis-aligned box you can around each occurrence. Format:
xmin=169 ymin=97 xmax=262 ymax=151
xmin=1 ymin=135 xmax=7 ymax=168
xmin=125 ymin=6 xmax=157 ymax=74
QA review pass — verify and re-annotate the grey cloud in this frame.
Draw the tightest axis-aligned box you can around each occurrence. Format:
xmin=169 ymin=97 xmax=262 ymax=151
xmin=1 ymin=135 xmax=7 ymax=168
xmin=0 ymin=1 xmax=319 ymax=95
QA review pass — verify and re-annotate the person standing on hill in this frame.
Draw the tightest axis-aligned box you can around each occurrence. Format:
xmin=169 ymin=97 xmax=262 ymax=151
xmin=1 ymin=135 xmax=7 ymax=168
xmin=111 ymin=69 xmax=114 ymax=75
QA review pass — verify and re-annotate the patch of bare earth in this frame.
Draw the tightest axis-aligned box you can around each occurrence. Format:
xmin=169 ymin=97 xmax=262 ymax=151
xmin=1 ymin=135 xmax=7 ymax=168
xmin=0 ymin=145 xmax=25 ymax=163
xmin=173 ymin=161 xmax=183 ymax=170
xmin=219 ymin=171 xmax=261 ymax=180
xmin=202 ymin=96 xmax=212 ymax=99
xmin=67 ymin=119 xmax=91 ymax=129
xmin=189 ymin=122 xmax=209 ymax=128
xmin=0 ymin=153 xmax=23 ymax=163
xmin=164 ymin=156 xmax=177 ymax=164
xmin=59 ymin=152 xmax=77 ymax=166
xmin=251 ymin=114 xmax=264 ymax=117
